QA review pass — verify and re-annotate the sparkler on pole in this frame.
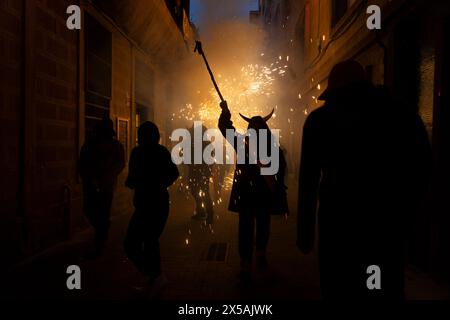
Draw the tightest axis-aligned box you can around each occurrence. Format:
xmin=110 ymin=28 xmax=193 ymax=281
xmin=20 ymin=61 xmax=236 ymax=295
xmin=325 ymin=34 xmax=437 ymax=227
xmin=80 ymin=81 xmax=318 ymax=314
xmin=174 ymin=49 xmax=293 ymax=132
xmin=194 ymin=41 xmax=226 ymax=106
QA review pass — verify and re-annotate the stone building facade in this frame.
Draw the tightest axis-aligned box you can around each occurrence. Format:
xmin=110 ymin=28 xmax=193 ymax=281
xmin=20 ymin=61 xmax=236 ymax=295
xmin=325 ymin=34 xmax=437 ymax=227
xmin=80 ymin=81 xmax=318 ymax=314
xmin=0 ymin=0 xmax=193 ymax=268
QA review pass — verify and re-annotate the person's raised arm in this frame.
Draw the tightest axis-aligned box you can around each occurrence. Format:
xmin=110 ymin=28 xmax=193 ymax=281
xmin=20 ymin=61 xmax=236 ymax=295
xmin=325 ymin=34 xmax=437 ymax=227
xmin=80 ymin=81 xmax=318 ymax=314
xmin=219 ymin=101 xmax=237 ymax=146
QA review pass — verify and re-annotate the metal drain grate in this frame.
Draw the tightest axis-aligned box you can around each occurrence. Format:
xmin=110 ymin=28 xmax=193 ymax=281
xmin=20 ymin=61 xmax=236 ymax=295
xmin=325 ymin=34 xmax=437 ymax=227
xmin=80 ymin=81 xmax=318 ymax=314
xmin=204 ymin=242 xmax=229 ymax=262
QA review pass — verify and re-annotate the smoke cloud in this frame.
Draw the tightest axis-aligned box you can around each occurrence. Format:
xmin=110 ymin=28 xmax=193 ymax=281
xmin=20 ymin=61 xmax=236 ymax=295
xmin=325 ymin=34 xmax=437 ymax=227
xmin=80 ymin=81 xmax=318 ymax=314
xmin=166 ymin=0 xmax=303 ymax=175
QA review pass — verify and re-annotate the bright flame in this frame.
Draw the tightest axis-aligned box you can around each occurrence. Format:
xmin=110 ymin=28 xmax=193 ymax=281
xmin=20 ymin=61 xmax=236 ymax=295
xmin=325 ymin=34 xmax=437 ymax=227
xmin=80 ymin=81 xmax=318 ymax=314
xmin=173 ymin=56 xmax=290 ymax=132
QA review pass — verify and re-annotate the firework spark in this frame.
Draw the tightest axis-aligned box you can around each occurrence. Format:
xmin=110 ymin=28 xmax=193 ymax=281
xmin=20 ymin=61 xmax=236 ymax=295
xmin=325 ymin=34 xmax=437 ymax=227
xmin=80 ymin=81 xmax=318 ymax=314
xmin=172 ymin=56 xmax=291 ymax=132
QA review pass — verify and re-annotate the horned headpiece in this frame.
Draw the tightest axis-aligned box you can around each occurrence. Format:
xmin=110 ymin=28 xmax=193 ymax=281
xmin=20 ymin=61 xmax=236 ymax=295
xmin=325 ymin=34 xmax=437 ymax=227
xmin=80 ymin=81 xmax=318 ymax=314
xmin=239 ymin=109 xmax=274 ymax=125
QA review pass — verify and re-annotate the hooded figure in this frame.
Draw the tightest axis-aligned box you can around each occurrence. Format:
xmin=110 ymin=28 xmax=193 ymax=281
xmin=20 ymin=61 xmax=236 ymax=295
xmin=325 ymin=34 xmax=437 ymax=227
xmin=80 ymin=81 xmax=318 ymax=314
xmin=124 ymin=121 xmax=179 ymax=292
xmin=218 ymin=101 xmax=288 ymax=282
xmin=79 ymin=117 xmax=125 ymax=255
xmin=297 ymin=60 xmax=431 ymax=300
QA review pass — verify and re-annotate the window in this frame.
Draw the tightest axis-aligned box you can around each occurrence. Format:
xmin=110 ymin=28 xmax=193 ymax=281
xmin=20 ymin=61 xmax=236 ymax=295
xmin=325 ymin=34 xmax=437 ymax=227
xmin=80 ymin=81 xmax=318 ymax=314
xmin=85 ymin=14 xmax=112 ymax=139
xmin=332 ymin=0 xmax=348 ymax=27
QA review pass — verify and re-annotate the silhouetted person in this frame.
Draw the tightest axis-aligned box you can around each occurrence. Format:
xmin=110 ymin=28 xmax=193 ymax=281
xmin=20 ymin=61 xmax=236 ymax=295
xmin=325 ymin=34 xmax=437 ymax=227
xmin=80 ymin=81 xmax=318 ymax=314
xmin=124 ymin=121 xmax=179 ymax=293
xmin=213 ymin=141 xmax=233 ymax=202
xmin=79 ymin=117 xmax=125 ymax=255
xmin=297 ymin=60 xmax=431 ymax=300
xmin=218 ymin=101 xmax=288 ymax=282
xmin=187 ymin=124 xmax=214 ymax=225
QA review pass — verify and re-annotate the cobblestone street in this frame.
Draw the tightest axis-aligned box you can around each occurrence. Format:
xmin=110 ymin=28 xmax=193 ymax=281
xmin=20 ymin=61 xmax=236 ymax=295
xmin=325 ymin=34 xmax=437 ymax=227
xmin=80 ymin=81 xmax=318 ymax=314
xmin=3 ymin=178 xmax=448 ymax=301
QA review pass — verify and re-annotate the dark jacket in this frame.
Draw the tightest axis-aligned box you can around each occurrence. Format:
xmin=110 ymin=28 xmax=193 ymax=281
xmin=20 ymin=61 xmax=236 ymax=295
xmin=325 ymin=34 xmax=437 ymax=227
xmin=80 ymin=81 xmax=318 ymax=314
xmin=297 ymin=83 xmax=431 ymax=296
xmin=126 ymin=144 xmax=179 ymax=209
xmin=218 ymin=109 xmax=288 ymax=214
xmin=79 ymin=138 xmax=125 ymax=193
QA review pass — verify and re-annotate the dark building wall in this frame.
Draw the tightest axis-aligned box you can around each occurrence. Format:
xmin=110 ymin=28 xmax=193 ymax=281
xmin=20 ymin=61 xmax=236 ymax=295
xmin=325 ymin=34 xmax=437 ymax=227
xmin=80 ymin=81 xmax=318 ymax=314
xmin=0 ymin=0 xmax=81 ymax=261
xmin=0 ymin=0 xmax=23 ymax=261
xmin=30 ymin=0 xmax=80 ymax=252
xmin=0 ymin=0 xmax=190 ymax=268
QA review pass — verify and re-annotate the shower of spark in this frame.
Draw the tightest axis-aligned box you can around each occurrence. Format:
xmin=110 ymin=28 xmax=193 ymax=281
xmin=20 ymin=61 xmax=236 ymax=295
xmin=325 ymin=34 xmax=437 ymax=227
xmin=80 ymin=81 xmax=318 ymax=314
xmin=172 ymin=54 xmax=313 ymax=233
xmin=172 ymin=55 xmax=292 ymax=133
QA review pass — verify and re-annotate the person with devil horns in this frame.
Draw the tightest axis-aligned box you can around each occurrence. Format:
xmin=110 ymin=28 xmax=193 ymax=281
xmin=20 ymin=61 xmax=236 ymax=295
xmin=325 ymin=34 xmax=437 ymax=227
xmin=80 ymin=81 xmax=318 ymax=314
xmin=218 ymin=101 xmax=288 ymax=283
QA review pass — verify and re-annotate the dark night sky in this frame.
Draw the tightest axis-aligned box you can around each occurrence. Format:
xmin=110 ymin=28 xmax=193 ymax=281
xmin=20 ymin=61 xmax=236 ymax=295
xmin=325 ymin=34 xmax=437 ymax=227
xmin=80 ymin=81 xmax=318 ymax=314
xmin=190 ymin=0 xmax=259 ymax=30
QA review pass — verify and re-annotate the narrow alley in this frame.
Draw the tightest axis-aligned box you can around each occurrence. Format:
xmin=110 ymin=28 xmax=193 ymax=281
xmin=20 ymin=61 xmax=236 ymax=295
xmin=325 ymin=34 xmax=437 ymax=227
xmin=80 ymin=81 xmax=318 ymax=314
xmin=1 ymin=0 xmax=450 ymax=309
